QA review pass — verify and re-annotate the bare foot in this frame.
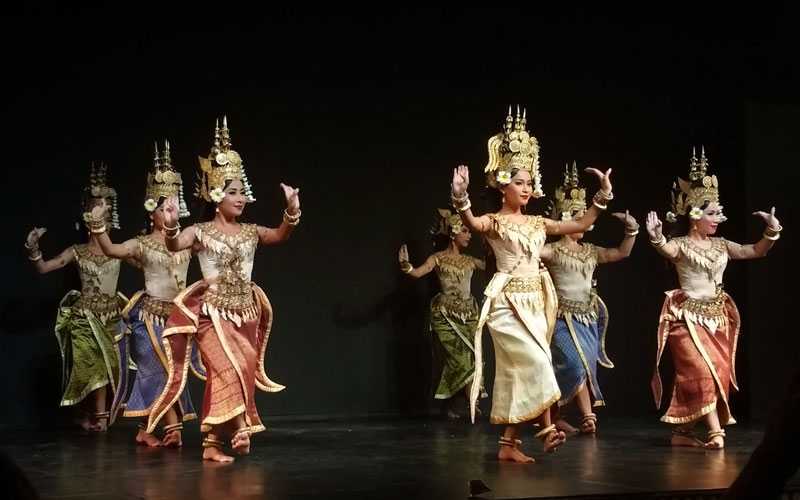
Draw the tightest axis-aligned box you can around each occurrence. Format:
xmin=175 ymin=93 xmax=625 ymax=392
xmin=542 ymin=430 xmax=567 ymax=453
xmin=75 ymin=414 xmax=93 ymax=431
xmin=580 ymin=414 xmax=597 ymax=434
xmin=671 ymin=434 xmax=704 ymax=447
xmin=161 ymin=430 xmax=182 ymax=448
xmin=498 ymin=444 xmax=535 ymax=463
xmin=135 ymin=429 xmax=163 ymax=447
xmin=231 ymin=431 xmax=251 ymax=456
xmin=704 ymin=432 xmax=725 ymax=449
xmin=556 ymin=418 xmax=578 ymax=436
xmin=88 ymin=416 xmax=109 ymax=432
xmin=203 ymin=446 xmax=235 ymax=463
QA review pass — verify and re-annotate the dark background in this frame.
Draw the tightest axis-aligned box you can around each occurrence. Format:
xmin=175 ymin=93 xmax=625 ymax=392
xmin=0 ymin=5 xmax=797 ymax=429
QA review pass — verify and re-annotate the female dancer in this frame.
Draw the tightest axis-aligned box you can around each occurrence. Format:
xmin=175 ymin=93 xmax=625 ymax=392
xmin=88 ymin=142 xmax=202 ymax=447
xmin=145 ymin=117 xmax=301 ymax=462
xmin=540 ymin=163 xmax=638 ymax=435
xmin=451 ymin=107 xmax=613 ymax=463
xmin=398 ymin=208 xmax=485 ymax=418
xmin=647 ymin=147 xmax=781 ymax=449
xmin=25 ymin=163 xmax=125 ymax=432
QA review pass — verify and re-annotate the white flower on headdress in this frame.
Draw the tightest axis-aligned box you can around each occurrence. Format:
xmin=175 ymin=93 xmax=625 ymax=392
xmin=496 ymin=171 xmax=512 ymax=185
xmin=143 ymin=198 xmax=157 ymax=212
xmin=665 ymin=211 xmax=677 ymax=223
xmin=209 ymin=188 xmax=225 ymax=203
xmin=560 ymin=211 xmax=572 ymax=221
xmin=689 ymin=207 xmax=703 ymax=220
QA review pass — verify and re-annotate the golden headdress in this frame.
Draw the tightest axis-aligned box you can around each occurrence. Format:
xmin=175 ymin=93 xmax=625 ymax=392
xmin=431 ymin=208 xmax=465 ymax=237
xmin=484 ymin=105 xmax=543 ymax=196
xmin=195 ymin=116 xmax=255 ymax=203
xmin=549 ymin=161 xmax=587 ymax=220
xmin=84 ymin=161 xmax=120 ymax=229
xmin=145 ymin=140 xmax=190 ymax=218
xmin=668 ymin=146 xmax=720 ymax=221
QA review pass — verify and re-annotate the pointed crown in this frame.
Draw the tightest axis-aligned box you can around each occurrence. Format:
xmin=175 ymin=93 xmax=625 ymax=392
xmin=195 ymin=116 xmax=256 ymax=203
xmin=484 ymin=105 xmax=543 ymax=196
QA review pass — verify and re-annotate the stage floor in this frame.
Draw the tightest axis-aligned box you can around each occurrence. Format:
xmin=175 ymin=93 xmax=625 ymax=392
xmin=2 ymin=416 xmax=797 ymax=499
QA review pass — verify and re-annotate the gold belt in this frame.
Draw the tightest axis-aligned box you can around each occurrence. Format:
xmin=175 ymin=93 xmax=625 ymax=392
xmin=205 ymin=283 xmax=255 ymax=311
xmin=140 ymin=295 xmax=173 ymax=319
xmin=76 ymin=293 xmax=121 ymax=316
xmin=558 ymin=295 xmax=598 ymax=316
xmin=503 ymin=276 xmax=542 ymax=294
xmin=682 ymin=293 xmax=725 ymax=319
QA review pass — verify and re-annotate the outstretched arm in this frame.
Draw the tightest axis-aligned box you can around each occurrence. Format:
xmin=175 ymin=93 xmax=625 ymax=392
xmin=87 ymin=204 xmax=140 ymax=260
xmin=258 ymin=183 xmax=301 ymax=246
xmin=725 ymin=207 xmax=782 ymax=260
xmin=597 ymin=211 xmax=639 ymax=263
xmin=544 ymin=167 xmax=614 ymax=235
xmin=398 ymin=245 xmax=437 ymax=279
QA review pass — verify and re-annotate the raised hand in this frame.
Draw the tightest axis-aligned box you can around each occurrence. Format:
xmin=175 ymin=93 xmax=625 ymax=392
xmin=162 ymin=196 xmax=179 ymax=228
xmin=611 ymin=210 xmax=639 ymax=230
xmin=90 ymin=202 xmax=109 ymax=223
xmin=398 ymin=244 xmax=410 ymax=264
xmin=753 ymin=206 xmax=780 ymax=230
xmin=26 ymin=227 xmax=47 ymax=248
xmin=585 ymin=167 xmax=613 ymax=194
xmin=452 ymin=165 xmax=470 ymax=197
xmin=280 ymin=183 xmax=301 ymax=214
xmin=646 ymin=211 xmax=663 ymax=241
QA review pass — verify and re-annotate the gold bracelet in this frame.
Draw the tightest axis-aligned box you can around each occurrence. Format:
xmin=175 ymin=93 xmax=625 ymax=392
xmin=592 ymin=200 xmax=608 ymax=210
xmin=625 ymin=229 xmax=639 ymax=237
xmin=283 ymin=209 xmax=301 ymax=226
xmin=28 ymin=251 xmax=43 ymax=261
xmin=594 ymin=190 xmax=614 ymax=202
xmin=90 ymin=225 xmax=107 ymax=234
xmin=764 ymin=225 xmax=783 ymax=237
xmin=650 ymin=234 xmax=667 ymax=247
xmin=763 ymin=232 xmax=780 ymax=241
xmin=453 ymin=198 xmax=472 ymax=213
xmin=400 ymin=262 xmax=413 ymax=274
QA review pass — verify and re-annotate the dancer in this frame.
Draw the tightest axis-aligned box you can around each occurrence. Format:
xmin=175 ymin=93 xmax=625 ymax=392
xmin=146 ymin=117 xmax=301 ymax=462
xmin=451 ymin=106 xmax=613 ymax=463
xmin=398 ymin=208 xmax=485 ymax=418
xmin=25 ymin=163 xmax=125 ymax=432
xmin=88 ymin=142 xmax=202 ymax=447
xmin=647 ymin=147 xmax=781 ymax=449
xmin=540 ymin=163 xmax=638 ymax=435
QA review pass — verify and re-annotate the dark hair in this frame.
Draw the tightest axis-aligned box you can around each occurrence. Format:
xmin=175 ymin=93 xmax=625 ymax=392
xmin=141 ymin=196 xmax=168 ymax=234
xmin=195 ymin=179 xmax=239 ymax=223
xmin=667 ymin=200 xmax=712 ymax=238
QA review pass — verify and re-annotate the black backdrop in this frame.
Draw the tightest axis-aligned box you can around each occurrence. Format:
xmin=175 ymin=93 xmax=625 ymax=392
xmin=1 ymin=6 xmax=797 ymax=429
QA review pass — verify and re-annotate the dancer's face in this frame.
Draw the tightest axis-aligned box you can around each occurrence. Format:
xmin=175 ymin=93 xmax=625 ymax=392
xmin=150 ymin=200 xmax=167 ymax=231
xmin=566 ymin=209 xmax=590 ymax=241
xmin=502 ymin=170 xmax=533 ymax=208
xmin=694 ymin=202 xmax=725 ymax=236
xmin=453 ymin=227 xmax=472 ymax=248
xmin=218 ymin=180 xmax=247 ymax=218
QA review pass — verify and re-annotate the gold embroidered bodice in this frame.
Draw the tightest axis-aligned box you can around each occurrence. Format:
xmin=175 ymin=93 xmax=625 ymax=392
xmin=543 ymin=240 xmax=598 ymax=304
xmin=137 ymin=236 xmax=191 ymax=302
xmin=672 ymin=236 xmax=729 ymax=300
xmin=73 ymin=244 xmax=121 ymax=316
xmin=485 ymin=214 xmax=546 ymax=278
xmin=195 ymin=222 xmax=259 ymax=313
xmin=432 ymin=252 xmax=479 ymax=322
